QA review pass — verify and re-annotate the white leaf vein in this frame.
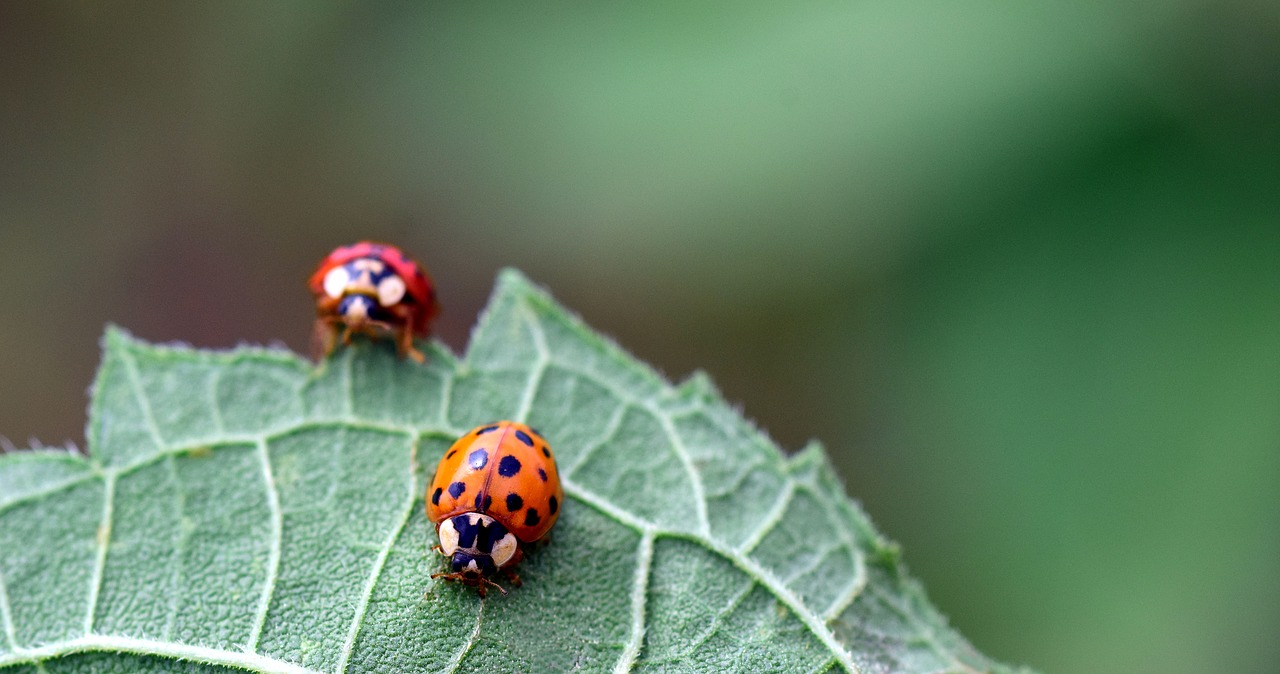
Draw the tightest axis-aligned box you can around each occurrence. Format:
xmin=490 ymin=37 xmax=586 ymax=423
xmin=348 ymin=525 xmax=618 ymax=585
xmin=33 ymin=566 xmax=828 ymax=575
xmin=440 ymin=604 xmax=484 ymax=674
xmin=612 ymin=529 xmax=655 ymax=674
xmin=0 ymin=568 xmax=17 ymax=652
xmin=163 ymin=456 xmax=186 ymax=640
xmin=82 ymin=472 xmax=115 ymax=636
xmin=563 ymin=399 xmax=627 ymax=480
xmin=245 ymin=438 xmax=283 ymax=653
xmin=118 ymin=342 xmax=167 ymax=452
xmin=0 ymin=635 xmax=323 ymax=674
xmin=335 ymin=435 xmax=421 ymax=673
xmin=738 ymin=480 xmax=795 ymax=555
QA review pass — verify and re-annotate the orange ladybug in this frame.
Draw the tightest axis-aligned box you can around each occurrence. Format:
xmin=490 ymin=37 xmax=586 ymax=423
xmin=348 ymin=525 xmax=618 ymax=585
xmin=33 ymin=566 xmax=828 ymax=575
xmin=426 ymin=421 xmax=563 ymax=596
xmin=308 ymin=241 xmax=440 ymax=363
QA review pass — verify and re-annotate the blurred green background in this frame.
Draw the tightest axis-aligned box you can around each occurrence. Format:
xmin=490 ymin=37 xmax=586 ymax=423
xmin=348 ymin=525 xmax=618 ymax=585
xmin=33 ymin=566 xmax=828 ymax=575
xmin=2 ymin=2 xmax=1278 ymax=672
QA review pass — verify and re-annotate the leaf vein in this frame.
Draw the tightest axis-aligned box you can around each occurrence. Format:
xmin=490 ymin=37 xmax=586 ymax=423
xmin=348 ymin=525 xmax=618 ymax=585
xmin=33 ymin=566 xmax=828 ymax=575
xmin=82 ymin=472 xmax=115 ymax=635
xmin=118 ymin=340 xmax=168 ymax=452
xmin=563 ymin=479 xmax=859 ymax=672
xmin=644 ymin=579 xmax=755 ymax=666
xmin=336 ymin=435 xmax=420 ymax=674
xmin=515 ymin=302 xmax=711 ymax=534
xmin=651 ymin=408 xmax=710 ymax=536
xmin=163 ymin=456 xmax=187 ymax=640
xmin=440 ymin=603 xmax=483 ymax=674
xmin=246 ymin=438 xmax=283 ymax=653
xmin=866 ymin=585 xmax=980 ymax=674
xmin=0 ymin=471 xmax=100 ymax=518
xmin=822 ymin=549 xmax=868 ymax=623
xmin=563 ymin=400 xmax=628 ymax=480
xmin=612 ymin=529 xmax=654 ymax=674
xmin=207 ymin=366 xmax=227 ymax=435
xmin=0 ymin=567 xmax=17 ymax=652
xmin=539 ymin=359 xmax=712 ymax=536
xmin=653 ymin=529 xmax=861 ymax=674
xmin=562 ymin=479 xmax=655 ymax=534
xmin=0 ymin=635 xmax=325 ymax=674
xmin=513 ymin=302 xmax=551 ymax=423
xmin=738 ymin=479 xmax=794 ymax=554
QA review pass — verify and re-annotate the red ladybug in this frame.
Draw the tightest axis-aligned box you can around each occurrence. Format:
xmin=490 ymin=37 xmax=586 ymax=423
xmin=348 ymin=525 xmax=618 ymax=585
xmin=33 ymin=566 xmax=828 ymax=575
xmin=308 ymin=242 xmax=439 ymax=362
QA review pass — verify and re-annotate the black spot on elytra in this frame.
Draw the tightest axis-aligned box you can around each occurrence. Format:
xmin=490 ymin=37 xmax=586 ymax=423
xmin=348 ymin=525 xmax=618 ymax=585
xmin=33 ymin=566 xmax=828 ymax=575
xmin=445 ymin=450 xmax=456 ymax=460
xmin=525 ymin=508 xmax=540 ymax=526
xmin=549 ymin=495 xmax=558 ymax=515
xmin=498 ymin=455 xmax=522 ymax=477
xmin=476 ymin=425 xmax=500 ymax=435
xmin=448 ymin=481 xmax=466 ymax=498
xmin=537 ymin=468 xmax=547 ymax=482
xmin=468 ymin=448 xmax=489 ymax=470
xmin=473 ymin=493 xmax=482 ymax=510
xmin=514 ymin=430 xmax=534 ymax=447
xmin=431 ymin=487 xmax=442 ymax=505
xmin=483 ymin=494 xmax=492 ymax=510
xmin=506 ymin=493 xmax=523 ymax=511
xmin=541 ymin=446 xmax=551 ymax=458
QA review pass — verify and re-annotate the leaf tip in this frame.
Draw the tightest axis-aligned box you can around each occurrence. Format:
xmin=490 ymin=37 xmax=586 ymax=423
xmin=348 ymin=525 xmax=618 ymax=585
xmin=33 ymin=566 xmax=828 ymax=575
xmin=494 ymin=266 xmax=537 ymax=297
xmin=102 ymin=323 xmax=137 ymax=350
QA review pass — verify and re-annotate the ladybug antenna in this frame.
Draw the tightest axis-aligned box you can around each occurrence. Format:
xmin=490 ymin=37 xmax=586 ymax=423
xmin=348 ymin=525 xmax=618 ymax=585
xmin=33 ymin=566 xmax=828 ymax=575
xmin=484 ymin=577 xmax=509 ymax=596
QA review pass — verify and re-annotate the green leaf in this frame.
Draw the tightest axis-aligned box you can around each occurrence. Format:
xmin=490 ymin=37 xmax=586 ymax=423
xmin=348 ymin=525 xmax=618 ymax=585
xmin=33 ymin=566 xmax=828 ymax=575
xmin=0 ymin=270 xmax=1028 ymax=674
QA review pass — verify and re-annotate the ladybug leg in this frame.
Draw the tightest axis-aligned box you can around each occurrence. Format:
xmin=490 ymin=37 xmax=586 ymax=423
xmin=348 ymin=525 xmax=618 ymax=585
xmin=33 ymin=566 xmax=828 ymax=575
xmin=382 ymin=305 xmax=426 ymax=363
xmin=397 ymin=324 xmax=426 ymax=363
xmin=310 ymin=318 xmax=339 ymax=361
xmin=498 ymin=548 xmax=523 ymax=587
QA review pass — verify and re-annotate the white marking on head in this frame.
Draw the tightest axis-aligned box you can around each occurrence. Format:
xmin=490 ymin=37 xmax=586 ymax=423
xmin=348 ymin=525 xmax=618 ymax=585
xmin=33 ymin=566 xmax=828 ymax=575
xmin=377 ymin=274 xmax=406 ymax=307
xmin=437 ymin=518 xmax=460 ymax=556
xmin=491 ymin=532 xmax=517 ymax=568
xmin=344 ymin=296 xmax=369 ymax=320
xmin=465 ymin=559 xmax=480 ymax=573
xmin=323 ymin=266 xmax=350 ymax=298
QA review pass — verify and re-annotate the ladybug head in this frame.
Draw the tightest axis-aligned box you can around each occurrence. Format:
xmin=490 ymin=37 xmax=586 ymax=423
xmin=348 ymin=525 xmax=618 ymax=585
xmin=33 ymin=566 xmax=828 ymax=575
xmin=450 ymin=551 xmax=498 ymax=580
xmin=438 ymin=513 xmax=519 ymax=580
xmin=321 ymin=258 xmax=409 ymax=309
